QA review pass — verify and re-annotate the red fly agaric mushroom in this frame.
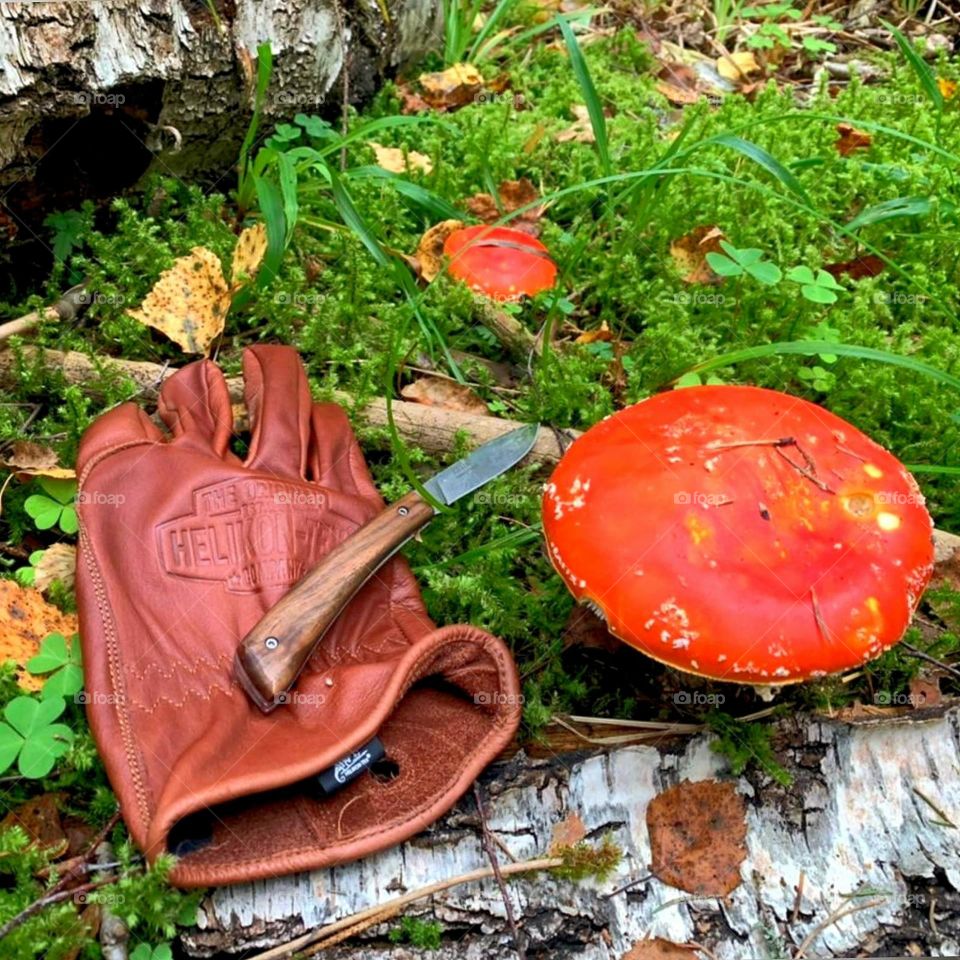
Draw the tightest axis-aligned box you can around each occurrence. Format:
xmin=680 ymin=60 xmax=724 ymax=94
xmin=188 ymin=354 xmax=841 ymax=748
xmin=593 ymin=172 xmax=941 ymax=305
xmin=542 ymin=385 xmax=934 ymax=685
xmin=443 ymin=225 xmax=557 ymax=301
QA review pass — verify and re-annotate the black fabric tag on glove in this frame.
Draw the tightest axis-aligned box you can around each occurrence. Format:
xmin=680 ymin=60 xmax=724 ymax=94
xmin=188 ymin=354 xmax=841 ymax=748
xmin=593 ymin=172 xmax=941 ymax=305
xmin=314 ymin=736 xmax=386 ymax=795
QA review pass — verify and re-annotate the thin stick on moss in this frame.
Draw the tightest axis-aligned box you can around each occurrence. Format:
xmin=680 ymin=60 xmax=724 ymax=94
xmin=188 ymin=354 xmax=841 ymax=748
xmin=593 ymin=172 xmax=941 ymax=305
xmin=247 ymin=857 xmax=565 ymax=960
xmin=474 ymin=782 xmax=525 ymax=960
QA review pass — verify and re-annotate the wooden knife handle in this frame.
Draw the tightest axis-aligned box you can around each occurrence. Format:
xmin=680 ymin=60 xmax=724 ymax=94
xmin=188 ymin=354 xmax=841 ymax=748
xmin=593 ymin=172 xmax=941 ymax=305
xmin=235 ymin=489 xmax=436 ymax=712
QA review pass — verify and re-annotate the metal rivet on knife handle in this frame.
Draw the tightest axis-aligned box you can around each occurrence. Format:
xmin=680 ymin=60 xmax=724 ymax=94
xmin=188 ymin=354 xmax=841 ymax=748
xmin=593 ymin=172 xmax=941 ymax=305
xmin=234 ymin=423 xmax=540 ymax=713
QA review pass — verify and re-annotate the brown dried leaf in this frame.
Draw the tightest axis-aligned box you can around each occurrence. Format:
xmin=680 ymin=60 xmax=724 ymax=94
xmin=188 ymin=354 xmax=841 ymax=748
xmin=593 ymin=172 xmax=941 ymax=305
xmin=401 ymin=377 xmax=490 ymax=416
xmin=823 ymin=254 xmax=885 ymax=281
xmin=1 ymin=793 xmax=67 ymax=853
xmin=418 ymin=63 xmax=484 ymax=110
xmin=647 ymin=779 xmax=747 ymax=896
xmin=498 ymin=178 xmax=540 ymax=213
xmin=396 ymin=83 xmax=431 ymax=114
xmin=835 ymin=123 xmax=872 ymax=157
xmin=549 ymin=813 xmax=587 ymax=853
xmin=33 ymin=542 xmax=76 ymax=595
xmin=129 ymin=247 xmax=231 ymax=354
xmin=0 ymin=441 xmax=75 ymax=479
xmin=557 ymin=104 xmax=596 ymax=142
xmin=0 ymin=580 xmax=79 ymax=693
xmin=231 ymin=222 xmax=268 ymax=287
xmin=670 ymin=225 xmax=725 ymax=285
xmin=655 ymin=63 xmax=704 ymax=105
xmin=368 ymin=142 xmax=433 ymax=175
xmin=656 ymin=80 xmax=701 ymax=105
xmin=412 ymin=219 xmax=465 ymax=283
xmin=466 ymin=193 xmax=501 ymax=221
xmin=464 ymin=178 xmax=544 ymax=235
xmin=622 ymin=939 xmax=699 ymax=960
xmin=909 ymin=671 xmax=942 ymax=709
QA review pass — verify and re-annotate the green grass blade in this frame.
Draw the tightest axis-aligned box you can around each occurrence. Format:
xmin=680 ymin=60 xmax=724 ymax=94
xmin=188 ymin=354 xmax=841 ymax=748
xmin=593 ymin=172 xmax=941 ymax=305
xmin=883 ymin=19 xmax=944 ymax=112
xmin=315 ymin=115 xmax=443 ymax=159
xmin=237 ymin=42 xmax=273 ymax=210
xmin=846 ymin=196 xmax=933 ymax=231
xmin=677 ymin=340 xmax=960 ymax=392
xmin=276 ymin=151 xmax=299 ymax=246
xmin=709 ymin=133 xmax=809 ymax=201
xmin=559 ymin=18 xmax=611 ymax=177
xmin=905 ymin=464 xmax=960 ymax=475
xmin=253 ymin=174 xmax=286 ymax=285
xmin=348 ymin=166 xmax=463 ymax=221
xmin=327 ymin=166 xmax=463 ymax=378
xmin=327 ymin=166 xmax=391 ymax=268
xmin=467 ymin=0 xmax=518 ymax=62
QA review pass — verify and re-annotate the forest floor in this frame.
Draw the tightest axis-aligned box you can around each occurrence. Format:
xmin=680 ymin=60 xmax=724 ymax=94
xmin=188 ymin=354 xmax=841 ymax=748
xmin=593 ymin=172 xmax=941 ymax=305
xmin=1 ymin=1 xmax=960 ymax=956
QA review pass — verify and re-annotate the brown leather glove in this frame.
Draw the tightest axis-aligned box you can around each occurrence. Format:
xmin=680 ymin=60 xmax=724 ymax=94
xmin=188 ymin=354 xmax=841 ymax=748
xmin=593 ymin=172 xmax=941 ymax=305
xmin=75 ymin=345 xmax=521 ymax=887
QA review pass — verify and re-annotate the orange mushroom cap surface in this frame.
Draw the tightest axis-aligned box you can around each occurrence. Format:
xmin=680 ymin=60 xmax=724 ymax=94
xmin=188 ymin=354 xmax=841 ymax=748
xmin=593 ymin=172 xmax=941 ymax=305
xmin=542 ymin=385 xmax=935 ymax=684
xmin=443 ymin=225 xmax=557 ymax=301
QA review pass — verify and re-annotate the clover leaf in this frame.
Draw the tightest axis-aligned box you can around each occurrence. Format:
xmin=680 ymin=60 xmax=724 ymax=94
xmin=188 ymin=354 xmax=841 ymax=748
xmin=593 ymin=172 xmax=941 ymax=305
xmin=15 ymin=549 xmax=45 ymax=587
xmin=24 ymin=478 xmax=78 ymax=535
xmin=786 ymin=265 xmax=844 ymax=304
xmin=0 ymin=696 xmax=74 ymax=778
xmin=27 ymin=633 xmax=84 ymax=701
xmin=706 ymin=241 xmax=782 ymax=285
xmin=130 ymin=945 xmax=173 ymax=960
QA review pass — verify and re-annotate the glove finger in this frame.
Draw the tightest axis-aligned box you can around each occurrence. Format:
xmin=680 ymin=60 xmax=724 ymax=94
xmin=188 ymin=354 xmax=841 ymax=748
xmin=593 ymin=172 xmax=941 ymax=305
xmin=306 ymin=403 xmax=382 ymax=506
xmin=242 ymin=345 xmax=312 ymax=479
xmin=157 ymin=358 xmax=234 ymax=459
xmin=77 ymin=404 xmax=164 ymax=476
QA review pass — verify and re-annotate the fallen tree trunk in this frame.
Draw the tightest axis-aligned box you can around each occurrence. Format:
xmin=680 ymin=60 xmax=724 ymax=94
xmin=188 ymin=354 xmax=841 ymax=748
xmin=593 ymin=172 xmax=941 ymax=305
xmin=0 ymin=0 xmax=439 ymax=243
xmin=0 ymin=347 xmax=574 ymax=464
xmin=182 ymin=706 xmax=960 ymax=958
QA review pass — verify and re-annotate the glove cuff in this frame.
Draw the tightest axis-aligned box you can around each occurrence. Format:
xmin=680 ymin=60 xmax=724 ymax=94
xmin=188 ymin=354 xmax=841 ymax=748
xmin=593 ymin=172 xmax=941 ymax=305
xmin=151 ymin=624 xmax=520 ymax=887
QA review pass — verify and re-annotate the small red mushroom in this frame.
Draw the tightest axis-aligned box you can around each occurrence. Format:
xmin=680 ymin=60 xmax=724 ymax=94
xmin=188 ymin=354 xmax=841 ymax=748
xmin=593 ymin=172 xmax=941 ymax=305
xmin=542 ymin=385 xmax=935 ymax=685
xmin=443 ymin=225 xmax=557 ymax=301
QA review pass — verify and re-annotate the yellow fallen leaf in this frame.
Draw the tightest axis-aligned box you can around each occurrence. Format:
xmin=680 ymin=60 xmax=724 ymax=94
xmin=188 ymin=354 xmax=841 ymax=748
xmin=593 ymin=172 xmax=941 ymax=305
xmin=556 ymin=105 xmax=595 ymax=143
xmin=129 ymin=247 xmax=231 ymax=355
xmin=418 ymin=63 xmax=484 ymax=110
xmin=0 ymin=441 xmax=75 ymax=479
xmin=575 ymin=321 xmax=613 ymax=344
xmin=717 ymin=50 xmax=760 ymax=82
xmin=670 ymin=225 xmax=725 ymax=284
xmin=231 ymin=222 xmax=268 ymax=287
xmin=412 ymin=219 xmax=464 ymax=282
xmin=368 ymin=142 xmax=433 ymax=175
xmin=0 ymin=580 xmax=79 ymax=693
xmin=938 ymin=77 xmax=957 ymax=99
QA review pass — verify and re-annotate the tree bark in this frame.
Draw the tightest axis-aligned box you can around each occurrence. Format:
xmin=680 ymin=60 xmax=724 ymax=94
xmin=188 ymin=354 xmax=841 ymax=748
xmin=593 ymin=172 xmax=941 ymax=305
xmin=0 ymin=0 xmax=439 ymax=241
xmin=181 ymin=706 xmax=960 ymax=959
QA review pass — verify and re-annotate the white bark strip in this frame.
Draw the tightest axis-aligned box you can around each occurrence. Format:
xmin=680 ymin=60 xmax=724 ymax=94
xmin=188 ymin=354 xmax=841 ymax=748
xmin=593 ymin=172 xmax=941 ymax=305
xmin=184 ymin=707 xmax=960 ymax=958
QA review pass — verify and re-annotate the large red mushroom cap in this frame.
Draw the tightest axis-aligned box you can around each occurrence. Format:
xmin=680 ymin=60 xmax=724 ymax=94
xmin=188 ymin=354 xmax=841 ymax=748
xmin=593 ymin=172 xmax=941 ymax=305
xmin=542 ymin=385 xmax=935 ymax=684
xmin=443 ymin=225 xmax=557 ymax=301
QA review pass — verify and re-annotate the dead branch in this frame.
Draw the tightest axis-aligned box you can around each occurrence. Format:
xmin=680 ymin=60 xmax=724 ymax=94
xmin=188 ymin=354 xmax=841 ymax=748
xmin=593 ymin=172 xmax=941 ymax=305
xmin=0 ymin=283 xmax=89 ymax=343
xmin=0 ymin=347 xmax=573 ymax=465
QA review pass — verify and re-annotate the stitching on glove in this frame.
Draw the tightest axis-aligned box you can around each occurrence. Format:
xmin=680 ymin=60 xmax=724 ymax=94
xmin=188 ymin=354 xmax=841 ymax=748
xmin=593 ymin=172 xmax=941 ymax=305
xmin=79 ymin=438 xmax=161 ymax=828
